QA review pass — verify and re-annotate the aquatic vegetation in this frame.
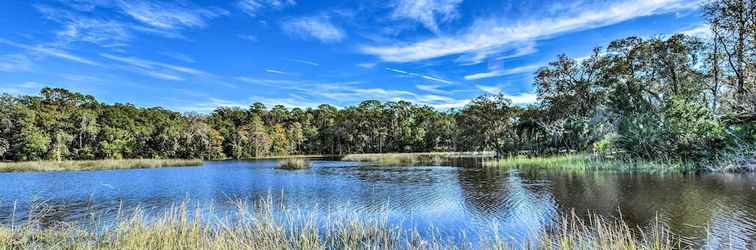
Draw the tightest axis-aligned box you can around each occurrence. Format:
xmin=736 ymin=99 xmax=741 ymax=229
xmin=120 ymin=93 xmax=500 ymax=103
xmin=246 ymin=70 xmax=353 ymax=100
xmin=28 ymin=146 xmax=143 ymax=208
xmin=341 ymin=152 xmax=492 ymax=166
xmin=0 ymin=199 xmax=695 ymax=250
xmin=0 ymin=159 xmax=203 ymax=173
xmin=276 ymin=159 xmax=311 ymax=169
xmin=483 ymin=154 xmax=692 ymax=172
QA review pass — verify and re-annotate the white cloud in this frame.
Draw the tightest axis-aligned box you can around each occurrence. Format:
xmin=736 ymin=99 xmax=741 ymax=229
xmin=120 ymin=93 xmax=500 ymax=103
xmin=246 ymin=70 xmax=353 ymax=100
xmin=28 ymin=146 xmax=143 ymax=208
xmin=236 ymin=76 xmax=467 ymax=109
xmin=0 ymin=54 xmax=32 ymax=72
xmin=237 ymin=0 xmax=296 ymax=16
xmin=117 ymin=0 xmax=228 ymax=30
xmin=391 ymin=0 xmax=463 ymax=33
xmin=282 ymin=16 xmax=345 ymax=43
xmin=0 ymin=38 xmax=101 ymax=66
xmin=238 ymin=34 xmax=259 ymax=42
xmin=363 ymin=0 xmax=702 ymax=62
xmin=100 ymin=53 xmax=211 ymax=81
xmin=265 ymin=69 xmax=288 ymax=75
xmin=385 ymin=67 xmax=454 ymax=84
xmin=160 ymin=51 xmax=196 ymax=63
xmin=475 ymin=84 xmax=538 ymax=104
xmin=464 ymin=64 xmax=540 ymax=80
xmin=0 ymin=82 xmax=47 ymax=96
xmin=680 ymin=24 xmax=711 ymax=38
xmin=357 ymin=63 xmax=377 ymax=69
xmin=289 ymin=59 xmax=319 ymax=66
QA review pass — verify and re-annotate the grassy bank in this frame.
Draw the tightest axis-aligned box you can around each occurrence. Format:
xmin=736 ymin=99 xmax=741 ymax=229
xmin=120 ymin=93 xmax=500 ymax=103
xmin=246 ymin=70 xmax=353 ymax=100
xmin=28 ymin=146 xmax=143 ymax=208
xmin=341 ymin=152 xmax=493 ymax=165
xmin=0 ymin=159 xmax=203 ymax=173
xmin=0 ymin=200 xmax=690 ymax=250
xmin=483 ymin=154 xmax=691 ymax=172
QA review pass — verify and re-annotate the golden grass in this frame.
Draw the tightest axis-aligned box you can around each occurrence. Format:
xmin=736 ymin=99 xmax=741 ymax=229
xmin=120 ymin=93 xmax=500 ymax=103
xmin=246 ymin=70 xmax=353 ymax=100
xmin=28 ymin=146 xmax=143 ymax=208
xmin=0 ymin=198 xmax=700 ymax=250
xmin=0 ymin=159 xmax=203 ymax=173
xmin=341 ymin=152 xmax=493 ymax=165
xmin=276 ymin=159 xmax=311 ymax=170
xmin=483 ymin=154 xmax=689 ymax=172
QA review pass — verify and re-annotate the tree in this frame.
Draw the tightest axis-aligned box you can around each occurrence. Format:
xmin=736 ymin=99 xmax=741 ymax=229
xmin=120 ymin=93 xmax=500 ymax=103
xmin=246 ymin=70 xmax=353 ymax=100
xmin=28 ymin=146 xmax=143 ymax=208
xmin=456 ymin=95 xmax=516 ymax=156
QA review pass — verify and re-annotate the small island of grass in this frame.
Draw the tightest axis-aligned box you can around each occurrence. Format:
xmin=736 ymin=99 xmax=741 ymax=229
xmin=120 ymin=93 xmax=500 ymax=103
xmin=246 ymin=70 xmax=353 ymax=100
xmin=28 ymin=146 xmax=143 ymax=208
xmin=0 ymin=159 xmax=203 ymax=173
xmin=276 ymin=159 xmax=311 ymax=170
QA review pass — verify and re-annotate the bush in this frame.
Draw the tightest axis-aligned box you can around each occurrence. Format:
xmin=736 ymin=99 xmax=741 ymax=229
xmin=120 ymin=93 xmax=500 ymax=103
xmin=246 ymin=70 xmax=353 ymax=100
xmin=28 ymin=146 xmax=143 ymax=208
xmin=617 ymin=98 xmax=727 ymax=161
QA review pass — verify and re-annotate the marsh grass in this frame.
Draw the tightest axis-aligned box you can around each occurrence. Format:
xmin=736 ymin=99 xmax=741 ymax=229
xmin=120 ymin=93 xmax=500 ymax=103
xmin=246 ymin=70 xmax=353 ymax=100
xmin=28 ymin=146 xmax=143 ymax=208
xmin=0 ymin=159 xmax=203 ymax=173
xmin=0 ymin=198 xmax=704 ymax=250
xmin=276 ymin=159 xmax=311 ymax=170
xmin=483 ymin=154 xmax=692 ymax=172
xmin=342 ymin=152 xmax=493 ymax=166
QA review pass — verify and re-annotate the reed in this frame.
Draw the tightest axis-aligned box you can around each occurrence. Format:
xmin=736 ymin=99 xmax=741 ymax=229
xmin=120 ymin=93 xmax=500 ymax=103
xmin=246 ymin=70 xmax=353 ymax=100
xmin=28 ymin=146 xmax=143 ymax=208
xmin=276 ymin=159 xmax=311 ymax=170
xmin=0 ymin=198 xmax=705 ymax=250
xmin=483 ymin=154 xmax=690 ymax=172
xmin=342 ymin=152 xmax=492 ymax=166
xmin=0 ymin=159 xmax=203 ymax=173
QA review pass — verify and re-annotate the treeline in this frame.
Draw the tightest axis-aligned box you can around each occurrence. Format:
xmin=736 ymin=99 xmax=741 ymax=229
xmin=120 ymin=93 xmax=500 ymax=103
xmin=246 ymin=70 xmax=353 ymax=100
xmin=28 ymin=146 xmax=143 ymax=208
xmin=0 ymin=0 xmax=753 ymax=164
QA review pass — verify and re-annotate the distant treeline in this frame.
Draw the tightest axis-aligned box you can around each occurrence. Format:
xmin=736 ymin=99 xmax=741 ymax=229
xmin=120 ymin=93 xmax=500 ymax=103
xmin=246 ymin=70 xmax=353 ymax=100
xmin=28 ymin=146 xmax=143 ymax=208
xmin=0 ymin=0 xmax=753 ymax=164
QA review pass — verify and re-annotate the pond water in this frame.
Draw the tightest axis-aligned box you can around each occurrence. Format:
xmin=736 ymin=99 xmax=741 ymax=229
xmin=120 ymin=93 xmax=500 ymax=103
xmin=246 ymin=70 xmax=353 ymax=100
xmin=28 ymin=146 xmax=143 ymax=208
xmin=1 ymin=160 xmax=755 ymax=247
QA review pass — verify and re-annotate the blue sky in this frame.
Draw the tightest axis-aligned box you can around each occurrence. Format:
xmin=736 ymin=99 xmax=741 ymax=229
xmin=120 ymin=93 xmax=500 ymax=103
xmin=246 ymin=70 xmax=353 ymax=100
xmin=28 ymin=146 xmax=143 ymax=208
xmin=0 ymin=0 xmax=709 ymax=112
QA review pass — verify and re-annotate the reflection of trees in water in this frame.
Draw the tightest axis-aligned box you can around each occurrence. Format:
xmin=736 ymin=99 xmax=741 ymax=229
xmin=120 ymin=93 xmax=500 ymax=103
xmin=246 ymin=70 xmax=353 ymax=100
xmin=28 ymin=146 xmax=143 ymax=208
xmin=456 ymin=168 xmax=558 ymax=240
xmin=527 ymin=170 xmax=756 ymax=247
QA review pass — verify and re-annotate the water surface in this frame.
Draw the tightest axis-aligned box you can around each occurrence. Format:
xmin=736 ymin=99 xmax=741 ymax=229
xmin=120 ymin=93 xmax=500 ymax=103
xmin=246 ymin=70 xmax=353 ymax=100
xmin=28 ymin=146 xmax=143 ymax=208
xmin=1 ymin=160 xmax=754 ymax=247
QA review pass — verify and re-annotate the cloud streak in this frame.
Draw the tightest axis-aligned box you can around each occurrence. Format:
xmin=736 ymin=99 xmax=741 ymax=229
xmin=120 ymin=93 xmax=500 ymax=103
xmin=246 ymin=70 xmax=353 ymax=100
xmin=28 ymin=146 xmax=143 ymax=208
xmin=362 ymin=0 xmax=702 ymax=62
xmin=385 ymin=67 xmax=453 ymax=84
xmin=464 ymin=64 xmax=540 ymax=80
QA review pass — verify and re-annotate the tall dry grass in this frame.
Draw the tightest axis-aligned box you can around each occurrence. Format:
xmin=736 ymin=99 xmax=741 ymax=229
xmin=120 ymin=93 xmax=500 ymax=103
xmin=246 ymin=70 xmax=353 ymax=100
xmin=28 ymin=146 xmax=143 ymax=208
xmin=342 ymin=152 xmax=493 ymax=166
xmin=0 ymin=159 xmax=203 ymax=173
xmin=0 ymin=198 xmax=707 ymax=250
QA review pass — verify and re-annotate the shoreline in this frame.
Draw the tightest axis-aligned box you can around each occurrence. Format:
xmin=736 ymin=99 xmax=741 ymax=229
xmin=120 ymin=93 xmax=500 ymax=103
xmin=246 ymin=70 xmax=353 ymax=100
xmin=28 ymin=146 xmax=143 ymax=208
xmin=0 ymin=159 xmax=203 ymax=173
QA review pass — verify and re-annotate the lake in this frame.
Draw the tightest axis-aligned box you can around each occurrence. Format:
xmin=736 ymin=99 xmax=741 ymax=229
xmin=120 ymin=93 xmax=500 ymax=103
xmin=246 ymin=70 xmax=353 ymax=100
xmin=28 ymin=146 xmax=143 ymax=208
xmin=1 ymin=159 xmax=755 ymax=248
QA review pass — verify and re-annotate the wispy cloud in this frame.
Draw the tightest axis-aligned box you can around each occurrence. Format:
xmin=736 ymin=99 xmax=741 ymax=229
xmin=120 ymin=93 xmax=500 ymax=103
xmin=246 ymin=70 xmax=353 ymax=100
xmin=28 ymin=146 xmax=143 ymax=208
xmin=363 ymin=0 xmax=702 ymax=62
xmin=0 ymin=38 xmax=101 ymax=66
xmin=464 ymin=64 xmax=540 ymax=80
xmin=236 ymin=76 xmax=466 ymax=109
xmin=289 ymin=59 xmax=319 ymax=66
xmin=100 ymin=53 xmax=211 ymax=81
xmin=282 ymin=15 xmax=345 ymax=43
xmin=117 ymin=0 xmax=228 ymax=30
xmin=237 ymin=0 xmax=296 ymax=16
xmin=385 ymin=67 xmax=453 ymax=84
xmin=36 ymin=5 xmax=132 ymax=48
xmin=680 ymin=24 xmax=711 ymax=38
xmin=0 ymin=54 xmax=32 ymax=72
xmin=265 ymin=69 xmax=289 ymax=75
xmin=238 ymin=34 xmax=259 ymax=42
xmin=476 ymin=84 xmax=538 ymax=104
xmin=391 ymin=0 xmax=463 ymax=34
xmin=357 ymin=63 xmax=377 ymax=69
xmin=160 ymin=51 xmax=196 ymax=63
xmin=0 ymin=81 xmax=48 ymax=96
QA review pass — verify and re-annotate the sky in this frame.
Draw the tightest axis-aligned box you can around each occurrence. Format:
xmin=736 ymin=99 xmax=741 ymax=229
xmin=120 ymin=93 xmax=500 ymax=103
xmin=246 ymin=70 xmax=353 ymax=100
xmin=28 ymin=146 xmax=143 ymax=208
xmin=0 ymin=0 xmax=710 ymax=113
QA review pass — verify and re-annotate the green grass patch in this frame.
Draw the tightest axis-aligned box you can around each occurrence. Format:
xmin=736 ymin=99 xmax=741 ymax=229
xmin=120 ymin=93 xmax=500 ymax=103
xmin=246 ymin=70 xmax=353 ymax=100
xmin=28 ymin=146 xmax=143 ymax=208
xmin=0 ymin=159 xmax=203 ymax=173
xmin=483 ymin=154 xmax=692 ymax=172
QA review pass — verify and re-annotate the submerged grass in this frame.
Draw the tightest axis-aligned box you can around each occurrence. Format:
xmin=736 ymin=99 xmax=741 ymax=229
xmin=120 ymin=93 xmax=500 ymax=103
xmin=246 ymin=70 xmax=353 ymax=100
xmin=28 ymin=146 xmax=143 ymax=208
xmin=0 ymin=198 xmax=697 ymax=250
xmin=276 ymin=159 xmax=311 ymax=170
xmin=0 ymin=159 xmax=203 ymax=173
xmin=483 ymin=154 xmax=691 ymax=172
